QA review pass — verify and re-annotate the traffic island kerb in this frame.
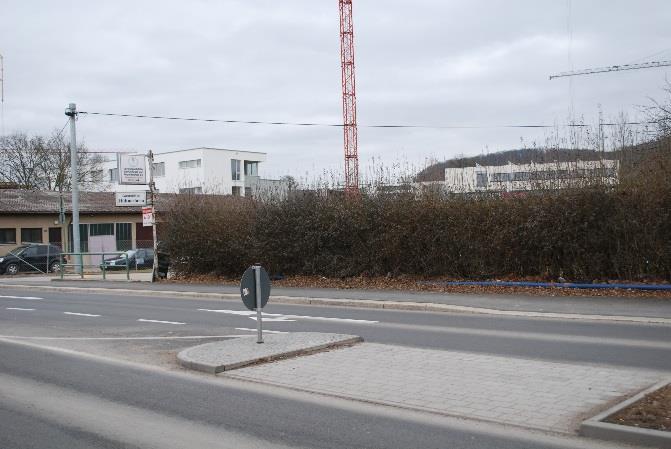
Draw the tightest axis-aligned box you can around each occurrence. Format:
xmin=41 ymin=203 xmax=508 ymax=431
xmin=177 ymin=332 xmax=363 ymax=374
xmin=580 ymin=379 xmax=671 ymax=448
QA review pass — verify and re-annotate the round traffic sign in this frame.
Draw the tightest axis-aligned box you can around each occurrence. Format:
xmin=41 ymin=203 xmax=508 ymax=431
xmin=240 ymin=265 xmax=271 ymax=311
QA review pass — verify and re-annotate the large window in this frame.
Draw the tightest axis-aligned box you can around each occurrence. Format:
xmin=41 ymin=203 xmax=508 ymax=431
xmin=232 ymin=186 xmax=242 ymax=196
xmin=231 ymin=159 xmax=241 ymax=181
xmin=109 ymin=168 xmax=119 ymax=182
xmin=179 ymin=187 xmax=202 ymax=194
xmin=244 ymin=161 xmax=258 ymax=176
xmin=21 ymin=228 xmax=43 ymax=243
xmin=153 ymin=162 xmax=165 ymax=177
xmin=0 ymin=228 xmax=16 ymax=244
xmin=115 ymin=223 xmax=132 ymax=251
xmin=178 ymin=159 xmax=201 ymax=169
xmin=89 ymin=223 xmax=114 ymax=236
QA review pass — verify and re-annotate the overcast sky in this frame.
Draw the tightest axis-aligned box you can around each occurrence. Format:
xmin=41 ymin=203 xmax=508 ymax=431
xmin=1 ymin=0 xmax=670 ymax=181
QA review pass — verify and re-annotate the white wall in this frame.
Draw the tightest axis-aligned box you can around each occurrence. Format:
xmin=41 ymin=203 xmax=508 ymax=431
xmin=98 ymin=148 xmax=267 ymax=196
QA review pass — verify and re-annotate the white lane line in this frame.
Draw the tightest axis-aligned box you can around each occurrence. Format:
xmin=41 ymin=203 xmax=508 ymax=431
xmin=63 ymin=312 xmax=101 ymax=317
xmin=235 ymin=327 xmax=288 ymax=334
xmin=138 ymin=319 xmax=186 ymax=325
xmin=0 ymin=335 xmax=252 ymax=341
xmin=0 ymin=295 xmax=43 ymax=300
xmin=199 ymin=308 xmax=378 ymax=324
xmin=6 ymin=307 xmax=35 ymax=311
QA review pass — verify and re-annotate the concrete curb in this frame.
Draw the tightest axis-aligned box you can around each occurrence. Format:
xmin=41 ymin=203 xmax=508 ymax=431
xmin=177 ymin=332 xmax=362 ymax=374
xmin=1 ymin=283 xmax=671 ymax=324
xmin=580 ymin=379 xmax=671 ymax=448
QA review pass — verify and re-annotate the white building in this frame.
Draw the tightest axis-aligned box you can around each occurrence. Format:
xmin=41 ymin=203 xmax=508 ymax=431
xmin=101 ymin=147 xmax=274 ymax=196
xmin=443 ymin=160 xmax=619 ymax=193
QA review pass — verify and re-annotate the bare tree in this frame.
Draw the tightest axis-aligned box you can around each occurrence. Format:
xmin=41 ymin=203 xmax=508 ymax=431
xmin=645 ymin=81 xmax=671 ymax=138
xmin=0 ymin=130 xmax=105 ymax=191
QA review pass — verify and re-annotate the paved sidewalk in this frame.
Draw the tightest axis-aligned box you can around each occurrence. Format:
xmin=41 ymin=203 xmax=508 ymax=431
xmin=225 ymin=343 xmax=665 ymax=433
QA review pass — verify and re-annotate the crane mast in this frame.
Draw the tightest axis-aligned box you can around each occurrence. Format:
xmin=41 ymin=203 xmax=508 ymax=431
xmin=339 ymin=0 xmax=359 ymax=194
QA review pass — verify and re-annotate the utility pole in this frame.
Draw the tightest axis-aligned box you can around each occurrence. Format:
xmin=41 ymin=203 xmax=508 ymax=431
xmin=147 ymin=150 xmax=158 ymax=282
xmin=1 ymin=53 xmax=4 ymax=137
xmin=65 ymin=103 xmax=82 ymax=274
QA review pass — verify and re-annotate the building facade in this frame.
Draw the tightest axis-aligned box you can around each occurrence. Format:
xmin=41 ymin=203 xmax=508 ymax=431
xmin=0 ymin=190 xmax=163 ymax=265
xmin=443 ymin=160 xmax=619 ymax=193
xmin=102 ymin=147 xmax=268 ymax=196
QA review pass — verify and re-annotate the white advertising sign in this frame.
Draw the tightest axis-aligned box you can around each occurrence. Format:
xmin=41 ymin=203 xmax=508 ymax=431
xmin=115 ymin=192 xmax=147 ymax=207
xmin=142 ymin=206 xmax=153 ymax=227
xmin=118 ymin=153 xmax=147 ymax=185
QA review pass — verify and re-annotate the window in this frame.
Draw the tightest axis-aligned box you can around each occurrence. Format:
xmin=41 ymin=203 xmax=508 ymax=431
xmin=491 ymin=173 xmax=511 ymax=182
xmin=178 ymin=159 xmax=201 ymax=169
xmin=116 ymin=223 xmax=132 ymax=251
xmin=89 ymin=223 xmax=114 ymax=236
xmin=513 ymin=172 xmax=530 ymax=181
xmin=21 ymin=228 xmax=43 ymax=243
xmin=244 ymin=187 xmax=252 ymax=197
xmin=231 ymin=159 xmax=241 ymax=181
xmin=232 ymin=186 xmax=242 ymax=196
xmin=153 ymin=162 xmax=165 ymax=177
xmin=0 ymin=228 xmax=16 ymax=244
xmin=109 ymin=168 xmax=119 ymax=182
xmin=179 ymin=187 xmax=202 ymax=194
xmin=244 ymin=161 xmax=258 ymax=176
xmin=68 ymin=224 xmax=89 ymax=252
xmin=475 ymin=172 xmax=488 ymax=188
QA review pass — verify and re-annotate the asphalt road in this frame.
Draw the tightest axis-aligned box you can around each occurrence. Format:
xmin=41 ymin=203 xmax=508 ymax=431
xmin=0 ymin=286 xmax=668 ymax=448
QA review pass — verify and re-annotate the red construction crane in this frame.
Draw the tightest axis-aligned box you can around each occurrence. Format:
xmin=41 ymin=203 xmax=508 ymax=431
xmin=338 ymin=0 xmax=359 ymax=194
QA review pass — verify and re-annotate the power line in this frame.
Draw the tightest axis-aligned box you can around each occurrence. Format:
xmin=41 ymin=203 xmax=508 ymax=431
xmin=77 ymin=111 xmax=658 ymax=130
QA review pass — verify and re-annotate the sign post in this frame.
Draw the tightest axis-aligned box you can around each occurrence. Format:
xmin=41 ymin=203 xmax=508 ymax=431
xmin=254 ymin=265 xmax=263 ymax=343
xmin=240 ymin=265 xmax=271 ymax=344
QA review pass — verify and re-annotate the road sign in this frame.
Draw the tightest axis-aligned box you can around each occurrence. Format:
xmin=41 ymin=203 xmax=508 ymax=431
xmin=117 ymin=153 xmax=147 ymax=185
xmin=142 ymin=206 xmax=153 ymax=227
xmin=116 ymin=191 xmax=147 ymax=206
xmin=240 ymin=265 xmax=271 ymax=311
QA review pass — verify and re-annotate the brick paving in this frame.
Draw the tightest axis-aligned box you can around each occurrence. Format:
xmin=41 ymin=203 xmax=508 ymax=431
xmin=225 ymin=343 xmax=664 ymax=433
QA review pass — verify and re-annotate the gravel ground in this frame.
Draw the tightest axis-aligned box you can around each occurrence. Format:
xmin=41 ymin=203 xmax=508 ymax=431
xmin=606 ymin=384 xmax=671 ymax=431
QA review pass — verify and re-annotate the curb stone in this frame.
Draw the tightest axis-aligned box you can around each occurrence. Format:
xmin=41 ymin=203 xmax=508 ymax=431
xmin=177 ymin=332 xmax=362 ymax=374
xmin=580 ymin=379 xmax=671 ymax=448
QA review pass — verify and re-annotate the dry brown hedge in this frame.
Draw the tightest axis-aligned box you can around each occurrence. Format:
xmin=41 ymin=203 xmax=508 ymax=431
xmin=161 ymin=148 xmax=671 ymax=282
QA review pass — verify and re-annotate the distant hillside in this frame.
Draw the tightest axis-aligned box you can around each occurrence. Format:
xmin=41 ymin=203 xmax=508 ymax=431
xmin=414 ymin=142 xmax=662 ymax=182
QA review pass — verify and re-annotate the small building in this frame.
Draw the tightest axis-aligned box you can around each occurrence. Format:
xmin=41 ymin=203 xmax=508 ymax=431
xmin=101 ymin=147 xmax=274 ymax=196
xmin=0 ymin=190 xmax=163 ymax=261
xmin=443 ymin=160 xmax=619 ymax=194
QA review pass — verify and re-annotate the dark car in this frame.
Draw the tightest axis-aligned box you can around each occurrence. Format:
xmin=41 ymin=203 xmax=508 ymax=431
xmin=100 ymin=248 xmax=154 ymax=271
xmin=0 ymin=244 xmax=64 ymax=275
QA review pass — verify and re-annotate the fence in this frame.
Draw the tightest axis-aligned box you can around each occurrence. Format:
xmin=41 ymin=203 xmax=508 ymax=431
xmin=59 ymin=251 xmax=130 ymax=280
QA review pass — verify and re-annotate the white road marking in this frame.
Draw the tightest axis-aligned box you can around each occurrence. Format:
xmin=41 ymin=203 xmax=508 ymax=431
xmin=235 ymin=327 xmax=288 ymax=334
xmin=6 ymin=307 xmax=35 ymax=311
xmin=199 ymin=308 xmax=378 ymax=324
xmin=0 ymin=295 xmax=43 ymax=300
xmin=63 ymin=312 xmax=101 ymax=317
xmin=0 ymin=335 xmax=251 ymax=341
xmin=138 ymin=319 xmax=186 ymax=325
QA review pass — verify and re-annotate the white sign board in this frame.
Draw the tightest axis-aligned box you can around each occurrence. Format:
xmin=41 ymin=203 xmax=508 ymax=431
xmin=115 ymin=192 xmax=147 ymax=206
xmin=118 ymin=153 xmax=147 ymax=185
xmin=142 ymin=206 xmax=153 ymax=227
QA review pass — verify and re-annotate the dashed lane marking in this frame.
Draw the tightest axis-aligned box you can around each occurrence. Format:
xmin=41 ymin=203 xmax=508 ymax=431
xmin=0 ymin=295 xmax=43 ymax=300
xmin=63 ymin=312 xmax=101 ymax=317
xmin=6 ymin=307 xmax=35 ymax=311
xmin=138 ymin=319 xmax=186 ymax=325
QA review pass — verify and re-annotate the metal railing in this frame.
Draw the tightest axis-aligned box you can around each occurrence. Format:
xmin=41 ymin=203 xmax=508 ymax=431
xmin=59 ymin=252 xmax=130 ymax=280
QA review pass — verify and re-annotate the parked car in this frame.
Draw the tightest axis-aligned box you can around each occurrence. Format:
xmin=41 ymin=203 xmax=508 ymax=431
xmin=100 ymin=248 xmax=154 ymax=270
xmin=0 ymin=244 xmax=65 ymax=275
